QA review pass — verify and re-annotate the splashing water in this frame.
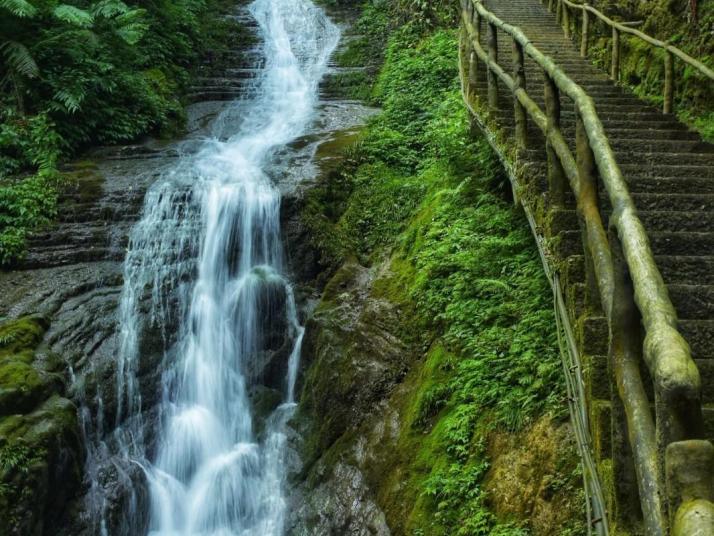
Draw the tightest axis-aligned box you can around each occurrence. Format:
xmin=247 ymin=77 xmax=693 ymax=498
xmin=86 ymin=0 xmax=340 ymax=534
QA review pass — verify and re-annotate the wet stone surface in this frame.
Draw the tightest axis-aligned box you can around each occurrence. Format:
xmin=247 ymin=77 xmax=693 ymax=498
xmin=0 ymin=24 xmax=376 ymax=535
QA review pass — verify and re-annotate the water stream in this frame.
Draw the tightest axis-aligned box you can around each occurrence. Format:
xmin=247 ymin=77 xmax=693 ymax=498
xmin=84 ymin=1 xmax=340 ymax=533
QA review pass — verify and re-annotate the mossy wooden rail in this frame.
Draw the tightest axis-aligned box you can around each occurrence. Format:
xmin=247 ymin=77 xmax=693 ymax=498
xmin=549 ymin=0 xmax=714 ymax=114
xmin=459 ymin=0 xmax=714 ymax=534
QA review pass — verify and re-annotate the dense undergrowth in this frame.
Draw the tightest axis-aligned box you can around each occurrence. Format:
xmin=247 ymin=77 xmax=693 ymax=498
xmin=302 ymin=2 xmax=585 ymax=533
xmin=0 ymin=0 xmax=247 ymax=264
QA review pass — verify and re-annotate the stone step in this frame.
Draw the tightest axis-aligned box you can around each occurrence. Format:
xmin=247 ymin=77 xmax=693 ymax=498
xmin=556 ymin=229 xmax=714 ymax=259
xmin=551 ymin=208 xmax=714 ymax=236
xmin=575 ymin=314 xmax=714 ymax=363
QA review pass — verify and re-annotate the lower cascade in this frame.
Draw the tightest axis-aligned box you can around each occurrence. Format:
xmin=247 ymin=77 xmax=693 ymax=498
xmin=85 ymin=0 xmax=340 ymax=533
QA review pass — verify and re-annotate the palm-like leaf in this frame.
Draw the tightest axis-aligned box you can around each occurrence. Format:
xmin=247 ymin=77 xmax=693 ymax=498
xmin=0 ymin=0 xmax=37 ymax=18
xmin=0 ymin=41 xmax=39 ymax=80
xmin=53 ymin=4 xmax=94 ymax=28
xmin=115 ymin=9 xmax=147 ymax=45
xmin=91 ymin=0 xmax=129 ymax=18
xmin=53 ymin=88 xmax=85 ymax=113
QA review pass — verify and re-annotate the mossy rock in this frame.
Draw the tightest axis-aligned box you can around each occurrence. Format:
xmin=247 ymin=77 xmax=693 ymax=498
xmin=0 ymin=361 xmax=62 ymax=416
xmin=0 ymin=396 xmax=82 ymax=536
xmin=0 ymin=316 xmax=47 ymax=358
xmin=0 ymin=316 xmax=63 ymax=417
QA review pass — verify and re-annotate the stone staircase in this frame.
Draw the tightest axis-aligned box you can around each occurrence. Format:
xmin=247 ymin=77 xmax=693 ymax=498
xmin=461 ymin=0 xmax=714 ymax=532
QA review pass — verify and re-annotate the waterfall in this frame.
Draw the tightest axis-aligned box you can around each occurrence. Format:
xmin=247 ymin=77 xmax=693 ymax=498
xmin=86 ymin=0 xmax=340 ymax=533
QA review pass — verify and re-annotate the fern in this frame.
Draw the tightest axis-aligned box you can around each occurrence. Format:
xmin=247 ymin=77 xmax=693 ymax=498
xmin=52 ymin=88 xmax=86 ymax=113
xmin=53 ymin=4 xmax=94 ymax=28
xmin=91 ymin=0 xmax=129 ymax=18
xmin=0 ymin=41 xmax=39 ymax=80
xmin=0 ymin=0 xmax=36 ymax=18
xmin=114 ymin=10 xmax=148 ymax=45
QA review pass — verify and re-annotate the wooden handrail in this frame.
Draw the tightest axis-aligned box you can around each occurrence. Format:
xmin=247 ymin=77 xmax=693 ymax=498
xmin=554 ymin=0 xmax=714 ymax=113
xmin=460 ymin=0 xmax=712 ymax=533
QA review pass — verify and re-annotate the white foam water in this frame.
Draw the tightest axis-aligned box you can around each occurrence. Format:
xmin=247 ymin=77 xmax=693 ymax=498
xmin=84 ymin=0 xmax=340 ymax=534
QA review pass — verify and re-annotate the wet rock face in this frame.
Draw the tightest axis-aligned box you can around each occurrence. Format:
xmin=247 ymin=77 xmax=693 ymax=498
xmin=288 ymin=260 xmax=415 ymax=535
xmin=290 ymin=462 xmax=391 ymax=536
xmin=0 ymin=316 xmax=83 ymax=535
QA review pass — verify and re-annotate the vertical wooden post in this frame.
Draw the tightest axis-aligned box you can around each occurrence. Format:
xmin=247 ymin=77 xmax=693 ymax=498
xmin=468 ymin=43 xmax=479 ymax=97
xmin=487 ymin=22 xmax=499 ymax=110
xmin=581 ymin=7 xmax=590 ymax=58
xmin=475 ymin=10 xmax=481 ymax=45
xmin=465 ymin=30 xmax=474 ymax=96
xmin=664 ymin=50 xmax=674 ymax=114
xmin=548 ymin=0 xmax=555 ymax=12
xmin=667 ymin=441 xmax=714 ymax=534
xmin=563 ymin=2 xmax=571 ymax=39
xmin=576 ymin=106 xmax=602 ymax=312
xmin=513 ymin=40 xmax=527 ymax=150
xmin=609 ymin=227 xmax=669 ymax=536
xmin=556 ymin=0 xmax=563 ymax=24
xmin=575 ymin=108 xmax=596 ymax=201
xmin=544 ymin=74 xmax=565 ymax=206
xmin=611 ymin=27 xmax=621 ymax=81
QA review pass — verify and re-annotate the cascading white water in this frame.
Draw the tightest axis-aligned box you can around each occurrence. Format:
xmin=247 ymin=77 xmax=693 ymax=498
xmin=101 ymin=1 xmax=340 ymax=534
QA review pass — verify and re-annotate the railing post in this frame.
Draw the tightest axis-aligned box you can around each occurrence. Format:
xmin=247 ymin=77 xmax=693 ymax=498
xmin=512 ymin=40 xmax=527 ymax=150
xmin=667 ymin=441 xmax=714 ymax=534
xmin=563 ymin=2 xmax=571 ymax=39
xmin=581 ymin=7 xmax=589 ymax=58
xmin=487 ymin=22 xmax=499 ymax=110
xmin=556 ymin=0 xmax=563 ymax=24
xmin=475 ymin=9 xmax=481 ymax=43
xmin=548 ymin=0 xmax=555 ymax=13
xmin=609 ymin=227 xmax=668 ymax=536
xmin=611 ymin=27 xmax=621 ymax=81
xmin=575 ymin=107 xmax=602 ymax=313
xmin=468 ymin=38 xmax=478 ymax=97
xmin=544 ymin=74 xmax=565 ymax=206
xmin=664 ymin=50 xmax=674 ymax=114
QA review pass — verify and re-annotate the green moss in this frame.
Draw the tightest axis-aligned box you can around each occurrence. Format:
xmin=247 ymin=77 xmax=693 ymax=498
xmin=0 ymin=316 xmax=47 ymax=359
xmin=300 ymin=18 xmax=581 ymax=534
xmin=0 ymin=316 xmax=63 ymax=417
xmin=0 ymin=395 xmax=81 ymax=533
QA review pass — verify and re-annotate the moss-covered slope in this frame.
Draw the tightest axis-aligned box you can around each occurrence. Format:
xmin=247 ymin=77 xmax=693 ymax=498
xmin=290 ymin=5 xmax=587 ymax=534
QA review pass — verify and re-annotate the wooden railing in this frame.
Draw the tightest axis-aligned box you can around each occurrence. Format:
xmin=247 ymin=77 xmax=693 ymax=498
xmin=458 ymin=0 xmax=714 ymax=534
xmin=549 ymin=0 xmax=714 ymax=114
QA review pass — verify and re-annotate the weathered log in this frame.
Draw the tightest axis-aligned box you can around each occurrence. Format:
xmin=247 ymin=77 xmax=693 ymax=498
xmin=487 ymin=22 xmax=499 ymax=110
xmin=580 ymin=7 xmax=589 ymax=58
xmin=664 ymin=51 xmax=674 ymax=114
xmin=512 ymin=40 xmax=527 ymax=149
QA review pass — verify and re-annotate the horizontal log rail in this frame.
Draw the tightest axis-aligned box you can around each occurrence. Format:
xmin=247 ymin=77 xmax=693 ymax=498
xmin=550 ymin=0 xmax=714 ymax=114
xmin=459 ymin=0 xmax=714 ymax=534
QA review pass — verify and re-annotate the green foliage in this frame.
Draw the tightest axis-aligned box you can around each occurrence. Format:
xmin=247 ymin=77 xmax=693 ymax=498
xmin=0 ymin=0 xmax=240 ymax=264
xmin=0 ymin=443 xmax=31 ymax=496
xmin=393 ymin=0 xmax=458 ymax=30
xmin=305 ymin=22 xmax=577 ymax=533
xmin=0 ymin=0 xmax=36 ymax=18
xmin=0 ymin=110 xmax=62 ymax=175
xmin=0 ymin=173 xmax=59 ymax=264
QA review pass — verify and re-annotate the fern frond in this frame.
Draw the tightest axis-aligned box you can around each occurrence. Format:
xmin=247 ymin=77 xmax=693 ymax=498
xmin=91 ymin=0 xmax=129 ymax=18
xmin=115 ymin=9 xmax=147 ymax=44
xmin=115 ymin=21 xmax=147 ymax=45
xmin=53 ymin=4 xmax=94 ymax=28
xmin=53 ymin=88 xmax=85 ymax=113
xmin=0 ymin=0 xmax=37 ymax=18
xmin=0 ymin=41 xmax=39 ymax=79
